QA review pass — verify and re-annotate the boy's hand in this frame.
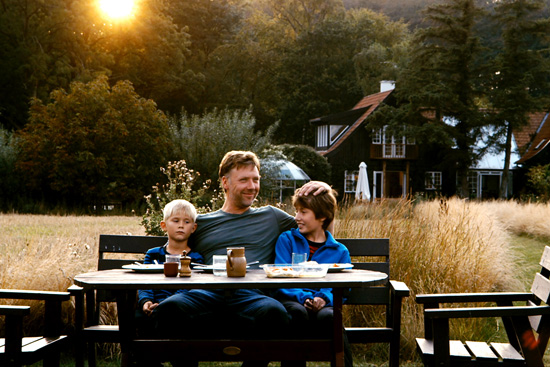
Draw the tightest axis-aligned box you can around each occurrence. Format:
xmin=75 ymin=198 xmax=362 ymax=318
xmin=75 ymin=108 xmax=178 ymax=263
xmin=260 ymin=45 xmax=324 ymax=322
xmin=143 ymin=301 xmax=159 ymax=316
xmin=304 ymin=297 xmax=326 ymax=313
xmin=299 ymin=181 xmax=331 ymax=196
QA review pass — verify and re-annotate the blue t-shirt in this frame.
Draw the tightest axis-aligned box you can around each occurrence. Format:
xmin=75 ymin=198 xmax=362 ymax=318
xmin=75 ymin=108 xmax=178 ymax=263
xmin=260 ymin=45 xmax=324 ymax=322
xmin=190 ymin=205 xmax=296 ymax=266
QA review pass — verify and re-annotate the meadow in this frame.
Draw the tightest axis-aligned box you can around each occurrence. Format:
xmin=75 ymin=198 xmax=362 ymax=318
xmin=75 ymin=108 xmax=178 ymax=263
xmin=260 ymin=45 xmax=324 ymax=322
xmin=1 ymin=198 xmax=549 ymax=366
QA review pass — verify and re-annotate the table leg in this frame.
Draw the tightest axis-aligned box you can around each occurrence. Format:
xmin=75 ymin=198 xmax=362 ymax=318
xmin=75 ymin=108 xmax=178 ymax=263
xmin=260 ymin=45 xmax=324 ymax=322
xmin=116 ymin=290 xmax=137 ymax=367
xmin=333 ymin=288 xmax=344 ymax=367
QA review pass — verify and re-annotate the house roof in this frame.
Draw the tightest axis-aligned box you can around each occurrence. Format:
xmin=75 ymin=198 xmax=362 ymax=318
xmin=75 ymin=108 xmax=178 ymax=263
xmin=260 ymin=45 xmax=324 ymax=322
xmin=515 ymin=111 xmax=550 ymax=164
xmin=311 ymin=90 xmax=393 ymax=156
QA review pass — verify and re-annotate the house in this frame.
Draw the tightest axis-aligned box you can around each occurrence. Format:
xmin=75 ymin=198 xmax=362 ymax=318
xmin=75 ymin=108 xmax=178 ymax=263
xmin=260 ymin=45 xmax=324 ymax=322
xmin=310 ymin=81 xmax=428 ymax=200
xmin=310 ymin=82 xmax=545 ymax=200
xmin=512 ymin=111 xmax=550 ymax=195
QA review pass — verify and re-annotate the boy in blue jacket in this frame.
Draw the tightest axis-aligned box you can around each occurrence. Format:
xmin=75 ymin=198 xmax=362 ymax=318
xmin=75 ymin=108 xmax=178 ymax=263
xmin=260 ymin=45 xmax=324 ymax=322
xmin=273 ymin=186 xmax=352 ymax=367
xmin=136 ymin=200 xmax=203 ymax=334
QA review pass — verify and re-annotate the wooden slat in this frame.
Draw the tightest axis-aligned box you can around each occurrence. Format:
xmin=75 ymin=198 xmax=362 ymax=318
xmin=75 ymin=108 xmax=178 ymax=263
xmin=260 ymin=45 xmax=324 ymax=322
xmin=0 ymin=337 xmax=42 ymax=351
xmin=339 ymin=238 xmax=389 ymax=257
xmin=465 ymin=341 xmax=499 ymax=361
xmin=539 ymin=246 xmax=550 ymax=270
xmin=416 ymin=338 xmax=472 ymax=359
xmin=531 ymin=273 xmax=550 ymax=304
xmin=20 ymin=335 xmax=68 ymax=353
xmin=490 ymin=342 xmax=524 ymax=361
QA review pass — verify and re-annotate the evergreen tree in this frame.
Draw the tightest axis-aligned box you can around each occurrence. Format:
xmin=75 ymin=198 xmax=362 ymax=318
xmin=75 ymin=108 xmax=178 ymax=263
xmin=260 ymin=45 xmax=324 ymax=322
xmin=385 ymin=0 xmax=487 ymax=197
xmin=489 ymin=0 xmax=550 ymax=198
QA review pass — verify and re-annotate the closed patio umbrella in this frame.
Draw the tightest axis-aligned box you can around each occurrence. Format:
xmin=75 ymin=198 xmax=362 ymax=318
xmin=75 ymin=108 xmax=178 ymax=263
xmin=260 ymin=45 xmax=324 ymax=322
xmin=355 ymin=162 xmax=371 ymax=201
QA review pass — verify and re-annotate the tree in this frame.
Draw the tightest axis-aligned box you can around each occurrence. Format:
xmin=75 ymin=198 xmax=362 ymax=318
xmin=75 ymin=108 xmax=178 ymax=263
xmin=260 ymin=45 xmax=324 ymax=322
xmin=382 ymin=0 xmax=487 ymax=197
xmin=169 ymin=107 xmax=277 ymax=187
xmin=16 ymin=76 xmax=173 ymax=209
xmin=488 ymin=0 xmax=550 ymax=198
xmin=266 ymin=7 xmax=410 ymax=145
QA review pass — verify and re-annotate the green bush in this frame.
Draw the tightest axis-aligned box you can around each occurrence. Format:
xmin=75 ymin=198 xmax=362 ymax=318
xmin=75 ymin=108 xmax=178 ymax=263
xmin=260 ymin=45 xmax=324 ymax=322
xmin=169 ymin=107 xmax=277 ymax=187
xmin=279 ymin=144 xmax=332 ymax=183
xmin=141 ymin=160 xmax=223 ymax=236
xmin=527 ymin=164 xmax=550 ymax=202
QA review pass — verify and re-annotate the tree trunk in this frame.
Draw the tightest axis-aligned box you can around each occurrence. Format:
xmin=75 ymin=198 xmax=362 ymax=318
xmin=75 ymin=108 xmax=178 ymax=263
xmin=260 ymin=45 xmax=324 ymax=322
xmin=500 ymin=121 xmax=512 ymax=199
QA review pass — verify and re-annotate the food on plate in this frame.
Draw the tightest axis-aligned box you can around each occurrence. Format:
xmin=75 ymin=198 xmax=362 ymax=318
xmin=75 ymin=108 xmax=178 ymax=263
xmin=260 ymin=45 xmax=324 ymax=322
xmin=264 ymin=266 xmax=301 ymax=278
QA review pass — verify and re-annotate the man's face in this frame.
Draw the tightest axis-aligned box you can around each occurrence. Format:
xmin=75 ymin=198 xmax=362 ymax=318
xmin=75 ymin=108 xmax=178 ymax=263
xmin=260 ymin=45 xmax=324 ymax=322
xmin=222 ymin=164 xmax=260 ymax=210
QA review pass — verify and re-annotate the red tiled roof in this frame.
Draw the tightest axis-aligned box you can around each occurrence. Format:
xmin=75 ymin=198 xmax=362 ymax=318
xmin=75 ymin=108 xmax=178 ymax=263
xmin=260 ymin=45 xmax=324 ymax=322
xmin=515 ymin=111 xmax=550 ymax=164
xmin=316 ymin=90 xmax=393 ymax=156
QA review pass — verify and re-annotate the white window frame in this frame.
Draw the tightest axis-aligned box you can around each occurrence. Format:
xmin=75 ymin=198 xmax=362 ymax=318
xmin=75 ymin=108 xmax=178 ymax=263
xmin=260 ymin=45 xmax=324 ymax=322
xmin=425 ymin=171 xmax=442 ymax=190
xmin=372 ymin=126 xmax=413 ymax=158
xmin=344 ymin=170 xmax=358 ymax=193
xmin=317 ymin=125 xmax=328 ymax=148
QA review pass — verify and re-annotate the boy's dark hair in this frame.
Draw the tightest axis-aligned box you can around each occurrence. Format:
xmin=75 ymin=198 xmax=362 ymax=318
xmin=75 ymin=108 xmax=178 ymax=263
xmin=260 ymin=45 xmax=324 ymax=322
xmin=292 ymin=186 xmax=337 ymax=230
xmin=219 ymin=151 xmax=261 ymax=179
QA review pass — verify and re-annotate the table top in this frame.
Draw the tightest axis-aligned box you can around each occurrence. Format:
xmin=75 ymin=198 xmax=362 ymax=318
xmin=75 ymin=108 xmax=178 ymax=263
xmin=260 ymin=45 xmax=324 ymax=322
xmin=73 ymin=268 xmax=388 ymax=290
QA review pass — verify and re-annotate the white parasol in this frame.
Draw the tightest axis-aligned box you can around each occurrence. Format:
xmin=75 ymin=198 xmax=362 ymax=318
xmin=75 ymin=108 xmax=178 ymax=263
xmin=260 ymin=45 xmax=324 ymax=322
xmin=355 ymin=162 xmax=371 ymax=201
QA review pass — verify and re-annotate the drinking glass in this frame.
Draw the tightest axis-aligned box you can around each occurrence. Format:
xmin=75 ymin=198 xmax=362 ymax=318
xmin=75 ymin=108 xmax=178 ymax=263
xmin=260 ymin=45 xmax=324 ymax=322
xmin=292 ymin=252 xmax=308 ymax=264
xmin=213 ymin=255 xmax=227 ymax=276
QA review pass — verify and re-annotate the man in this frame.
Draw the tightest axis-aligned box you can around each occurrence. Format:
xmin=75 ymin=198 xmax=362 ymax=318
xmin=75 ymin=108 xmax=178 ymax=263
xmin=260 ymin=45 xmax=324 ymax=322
xmin=153 ymin=151 xmax=331 ymax=365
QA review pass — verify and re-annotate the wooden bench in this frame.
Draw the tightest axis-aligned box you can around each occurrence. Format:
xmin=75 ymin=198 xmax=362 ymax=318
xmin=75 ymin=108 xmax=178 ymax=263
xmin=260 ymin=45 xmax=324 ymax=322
xmin=0 ymin=289 xmax=71 ymax=367
xmin=415 ymin=245 xmax=550 ymax=367
xmin=72 ymin=235 xmax=409 ymax=367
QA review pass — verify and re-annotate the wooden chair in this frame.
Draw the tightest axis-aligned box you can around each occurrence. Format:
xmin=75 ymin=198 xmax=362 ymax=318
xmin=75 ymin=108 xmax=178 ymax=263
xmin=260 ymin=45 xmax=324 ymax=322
xmin=0 ymin=289 xmax=70 ymax=367
xmin=71 ymin=234 xmax=166 ymax=367
xmin=341 ymin=238 xmax=410 ymax=367
xmin=415 ymin=245 xmax=550 ymax=367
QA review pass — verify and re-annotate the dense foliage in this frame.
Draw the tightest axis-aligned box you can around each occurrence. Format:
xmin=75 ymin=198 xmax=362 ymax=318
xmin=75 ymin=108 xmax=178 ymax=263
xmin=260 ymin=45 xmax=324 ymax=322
xmin=16 ymin=76 xmax=172 ymax=210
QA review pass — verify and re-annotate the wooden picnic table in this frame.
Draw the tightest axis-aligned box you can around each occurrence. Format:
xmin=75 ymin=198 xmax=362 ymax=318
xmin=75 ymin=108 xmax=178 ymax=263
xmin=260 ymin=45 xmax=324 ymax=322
xmin=74 ymin=268 xmax=387 ymax=367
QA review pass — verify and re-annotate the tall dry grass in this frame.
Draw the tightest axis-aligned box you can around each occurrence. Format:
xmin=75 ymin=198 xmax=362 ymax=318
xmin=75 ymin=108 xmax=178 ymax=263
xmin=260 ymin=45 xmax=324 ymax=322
xmin=2 ymin=199 xmax=549 ymax=363
xmin=0 ymin=214 xmax=144 ymax=335
xmin=481 ymin=200 xmax=550 ymax=238
xmin=337 ymin=198 xmax=527 ymax=362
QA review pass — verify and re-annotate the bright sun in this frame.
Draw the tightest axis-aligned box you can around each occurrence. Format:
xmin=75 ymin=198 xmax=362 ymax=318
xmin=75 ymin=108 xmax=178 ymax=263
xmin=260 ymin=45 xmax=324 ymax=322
xmin=98 ymin=0 xmax=135 ymax=20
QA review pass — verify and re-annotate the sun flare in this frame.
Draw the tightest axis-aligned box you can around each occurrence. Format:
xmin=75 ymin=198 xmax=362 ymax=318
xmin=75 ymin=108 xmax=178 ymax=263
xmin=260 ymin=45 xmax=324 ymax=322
xmin=98 ymin=0 xmax=135 ymax=20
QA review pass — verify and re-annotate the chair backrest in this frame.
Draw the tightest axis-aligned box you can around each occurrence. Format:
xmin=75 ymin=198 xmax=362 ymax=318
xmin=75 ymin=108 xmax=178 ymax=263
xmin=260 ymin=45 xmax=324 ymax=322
xmin=337 ymin=238 xmax=390 ymax=305
xmin=529 ymin=245 xmax=550 ymax=351
xmin=98 ymin=234 xmax=167 ymax=270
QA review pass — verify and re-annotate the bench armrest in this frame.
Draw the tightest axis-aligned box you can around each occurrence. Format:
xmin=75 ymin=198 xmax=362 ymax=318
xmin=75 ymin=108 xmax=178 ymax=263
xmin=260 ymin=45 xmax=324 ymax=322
xmin=416 ymin=292 xmax=532 ymax=306
xmin=0 ymin=305 xmax=31 ymax=316
xmin=390 ymin=280 xmax=410 ymax=298
xmin=424 ymin=305 xmax=550 ymax=319
xmin=0 ymin=289 xmax=70 ymax=302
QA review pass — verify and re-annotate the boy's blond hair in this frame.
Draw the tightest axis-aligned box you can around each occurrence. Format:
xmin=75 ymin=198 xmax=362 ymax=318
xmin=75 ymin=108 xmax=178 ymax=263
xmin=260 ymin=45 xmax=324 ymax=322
xmin=163 ymin=199 xmax=197 ymax=222
xmin=292 ymin=186 xmax=337 ymax=230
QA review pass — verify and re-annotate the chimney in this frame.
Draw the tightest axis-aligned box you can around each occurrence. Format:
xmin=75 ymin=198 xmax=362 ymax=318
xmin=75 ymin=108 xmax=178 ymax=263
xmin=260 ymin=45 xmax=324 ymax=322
xmin=380 ymin=80 xmax=395 ymax=93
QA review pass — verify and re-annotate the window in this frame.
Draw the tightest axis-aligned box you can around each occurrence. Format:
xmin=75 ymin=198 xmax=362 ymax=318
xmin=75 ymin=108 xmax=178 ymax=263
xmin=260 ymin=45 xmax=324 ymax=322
xmin=317 ymin=125 xmax=328 ymax=148
xmin=425 ymin=172 xmax=442 ymax=190
xmin=344 ymin=170 xmax=358 ymax=193
xmin=372 ymin=126 xmax=413 ymax=158
xmin=330 ymin=125 xmax=347 ymax=144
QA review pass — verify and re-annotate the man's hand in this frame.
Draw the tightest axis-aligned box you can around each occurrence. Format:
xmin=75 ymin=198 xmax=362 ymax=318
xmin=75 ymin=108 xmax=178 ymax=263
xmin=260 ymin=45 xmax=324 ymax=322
xmin=304 ymin=297 xmax=326 ymax=313
xmin=143 ymin=301 xmax=159 ymax=316
xmin=299 ymin=181 xmax=332 ymax=196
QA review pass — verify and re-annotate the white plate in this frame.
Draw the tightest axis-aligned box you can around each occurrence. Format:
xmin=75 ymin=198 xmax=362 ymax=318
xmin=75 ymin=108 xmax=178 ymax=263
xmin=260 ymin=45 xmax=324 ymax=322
xmin=122 ymin=264 xmax=165 ymax=273
xmin=327 ymin=263 xmax=354 ymax=272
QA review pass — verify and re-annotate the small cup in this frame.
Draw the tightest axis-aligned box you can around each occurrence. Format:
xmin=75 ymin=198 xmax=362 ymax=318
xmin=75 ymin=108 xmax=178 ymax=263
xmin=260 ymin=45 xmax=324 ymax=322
xmin=292 ymin=252 xmax=308 ymax=265
xmin=212 ymin=255 xmax=227 ymax=277
xmin=164 ymin=254 xmax=180 ymax=277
